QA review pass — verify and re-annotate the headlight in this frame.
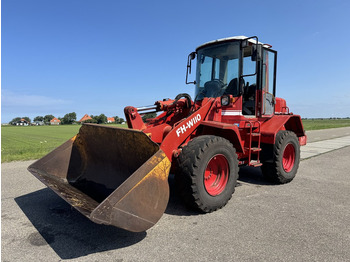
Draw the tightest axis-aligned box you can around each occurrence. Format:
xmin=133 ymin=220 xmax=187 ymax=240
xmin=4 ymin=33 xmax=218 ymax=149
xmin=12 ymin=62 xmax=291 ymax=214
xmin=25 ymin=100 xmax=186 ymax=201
xmin=221 ymin=95 xmax=230 ymax=106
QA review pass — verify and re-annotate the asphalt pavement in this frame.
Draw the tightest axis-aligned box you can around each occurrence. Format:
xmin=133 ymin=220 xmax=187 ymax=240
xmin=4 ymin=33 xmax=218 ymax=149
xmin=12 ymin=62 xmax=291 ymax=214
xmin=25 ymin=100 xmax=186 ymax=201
xmin=2 ymin=127 xmax=350 ymax=262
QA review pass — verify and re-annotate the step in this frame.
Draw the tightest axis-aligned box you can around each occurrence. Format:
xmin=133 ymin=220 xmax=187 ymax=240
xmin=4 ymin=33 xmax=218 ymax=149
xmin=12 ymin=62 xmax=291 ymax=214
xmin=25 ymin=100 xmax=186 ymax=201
xmin=249 ymin=160 xmax=262 ymax=167
xmin=248 ymin=133 xmax=261 ymax=137
xmin=245 ymin=147 xmax=262 ymax=152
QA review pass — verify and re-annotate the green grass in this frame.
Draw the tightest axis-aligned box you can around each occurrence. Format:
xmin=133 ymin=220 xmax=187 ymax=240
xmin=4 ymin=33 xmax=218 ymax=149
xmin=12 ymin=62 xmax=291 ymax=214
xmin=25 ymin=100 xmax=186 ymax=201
xmin=2 ymin=119 xmax=350 ymax=163
xmin=302 ymin=119 xmax=350 ymax=131
xmin=1 ymin=124 xmax=127 ymax=162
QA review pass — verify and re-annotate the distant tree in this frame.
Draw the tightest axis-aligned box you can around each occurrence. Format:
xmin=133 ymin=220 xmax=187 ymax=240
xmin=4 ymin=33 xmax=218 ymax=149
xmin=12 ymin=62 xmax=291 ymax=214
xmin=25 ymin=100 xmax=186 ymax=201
xmin=9 ymin=117 xmax=21 ymax=125
xmin=34 ymin=116 xmax=44 ymax=122
xmin=97 ymin=114 xmax=107 ymax=124
xmin=61 ymin=112 xmax=77 ymax=125
xmin=84 ymin=118 xmax=97 ymax=123
xmin=112 ymin=116 xmax=126 ymax=124
xmin=142 ymin=113 xmax=156 ymax=122
xmin=89 ymin=114 xmax=107 ymax=124
xmin=44 ymin=115 xmax=55 ymax=124
xmin=113 ymin=116 xmax=120 ymax=124
xmin=117 ymin=117 xmax=125 ymax=124
xmin=89 ymin=115 xmax=96 ymax=122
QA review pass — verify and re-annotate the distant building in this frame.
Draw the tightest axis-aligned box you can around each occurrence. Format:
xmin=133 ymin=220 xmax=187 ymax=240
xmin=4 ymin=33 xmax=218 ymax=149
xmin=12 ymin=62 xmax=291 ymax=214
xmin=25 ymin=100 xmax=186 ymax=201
xmin=50 ymin=117 xmax=61 ymax=125
xmin=15 ymin=119 xmax=29 ymax=126
xmin=107 ymin=117 xmax=115 ymax=123
xmin=78 ymin=114 xmax=92 ymax=123
xmin=32 ymin=121 xmax=44 ymax=126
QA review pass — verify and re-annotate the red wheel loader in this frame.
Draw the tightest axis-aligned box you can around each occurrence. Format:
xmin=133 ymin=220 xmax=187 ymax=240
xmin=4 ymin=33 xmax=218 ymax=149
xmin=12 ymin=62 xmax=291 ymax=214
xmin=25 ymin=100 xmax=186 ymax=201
xmin=28 ymin=36 xmax=307 ymax=232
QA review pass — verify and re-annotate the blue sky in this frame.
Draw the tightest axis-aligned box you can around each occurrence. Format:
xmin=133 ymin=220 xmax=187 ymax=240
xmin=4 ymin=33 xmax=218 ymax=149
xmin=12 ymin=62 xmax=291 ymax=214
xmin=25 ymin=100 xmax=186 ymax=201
xmin=2 ymin=0 xmax=350 ymax=123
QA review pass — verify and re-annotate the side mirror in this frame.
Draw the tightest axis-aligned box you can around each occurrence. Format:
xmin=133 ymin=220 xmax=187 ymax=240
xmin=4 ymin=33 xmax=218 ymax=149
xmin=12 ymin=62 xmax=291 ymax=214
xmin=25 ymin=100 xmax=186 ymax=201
xmin=189 ymin=52 xmax=196 ymax=61
xmin=186 ymin=52 xmax=196 ymax=84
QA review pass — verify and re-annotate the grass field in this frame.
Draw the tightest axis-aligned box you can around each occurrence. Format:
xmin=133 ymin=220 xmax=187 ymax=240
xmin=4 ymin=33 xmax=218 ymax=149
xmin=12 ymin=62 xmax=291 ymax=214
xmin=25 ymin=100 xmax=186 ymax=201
xmin=1 ymin=124 xmax=127 ymax=163
xmin=1 ymin=119 xmax=350 ymax=162
xmin=302 ymin=118 xmax=350 ymax=130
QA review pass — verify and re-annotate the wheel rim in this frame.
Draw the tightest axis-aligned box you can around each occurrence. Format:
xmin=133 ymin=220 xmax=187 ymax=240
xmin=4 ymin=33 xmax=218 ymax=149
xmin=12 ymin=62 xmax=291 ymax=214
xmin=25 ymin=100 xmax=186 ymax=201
xmin=282 ymin=143 xmax=295 ymax=172
xmin=204 ymin=154 xmax=229 ymax=196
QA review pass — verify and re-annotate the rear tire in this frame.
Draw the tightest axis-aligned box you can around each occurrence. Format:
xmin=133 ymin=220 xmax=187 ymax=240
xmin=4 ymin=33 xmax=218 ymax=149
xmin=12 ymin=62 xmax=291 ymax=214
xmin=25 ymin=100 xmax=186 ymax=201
xmin=261 ymin=131 xmax=300 ymax=184
xmin=175 ymin=135 xmax=238 ymax=212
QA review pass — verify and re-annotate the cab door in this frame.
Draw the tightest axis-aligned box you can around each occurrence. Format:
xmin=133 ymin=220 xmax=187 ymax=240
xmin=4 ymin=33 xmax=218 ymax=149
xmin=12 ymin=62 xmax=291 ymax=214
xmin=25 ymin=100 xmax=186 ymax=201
xmin=241 ymin=46 xmax=258 ymax=116
xmin=261 ymin=49 xmax=277 ymax=116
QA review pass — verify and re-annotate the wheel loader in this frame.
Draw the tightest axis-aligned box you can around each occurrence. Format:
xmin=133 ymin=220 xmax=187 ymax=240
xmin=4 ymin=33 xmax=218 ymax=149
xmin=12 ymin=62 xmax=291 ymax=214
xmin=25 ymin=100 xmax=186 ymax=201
xmin=28 ymin=36 xmax=307 ymax=232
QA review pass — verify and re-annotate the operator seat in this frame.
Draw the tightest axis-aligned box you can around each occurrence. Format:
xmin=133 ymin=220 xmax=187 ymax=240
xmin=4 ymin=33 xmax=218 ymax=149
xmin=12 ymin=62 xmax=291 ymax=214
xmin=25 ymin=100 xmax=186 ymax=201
xmin=225 ymin=78 xmax=239 ymax=97
xmin=242 ymin=84 xmax=256 ymax=115
xmin=204 ymin=80 xmax=224 ymax=97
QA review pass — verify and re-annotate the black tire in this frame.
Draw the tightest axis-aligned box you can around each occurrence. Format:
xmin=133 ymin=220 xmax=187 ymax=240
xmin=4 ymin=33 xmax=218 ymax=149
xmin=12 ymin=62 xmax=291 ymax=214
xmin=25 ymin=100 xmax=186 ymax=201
xmin=261 ymin=131 xmax=300 ymax=184
xmin=175 ymin=135 xmax=238 ymax=213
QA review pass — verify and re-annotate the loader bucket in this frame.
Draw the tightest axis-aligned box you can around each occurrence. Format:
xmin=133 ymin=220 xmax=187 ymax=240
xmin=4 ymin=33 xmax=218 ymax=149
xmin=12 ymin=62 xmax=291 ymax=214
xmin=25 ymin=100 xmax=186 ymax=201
xmin=27 ymin=123 xmax=171 ymax=232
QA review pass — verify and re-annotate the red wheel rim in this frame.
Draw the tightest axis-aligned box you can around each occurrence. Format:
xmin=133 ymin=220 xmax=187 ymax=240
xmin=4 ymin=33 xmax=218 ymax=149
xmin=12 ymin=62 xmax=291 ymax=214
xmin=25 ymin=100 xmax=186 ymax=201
xmin=282 ymin=143 xmax=295 ymax=172
xmin=204 ymin=154 xmax=229 ymax=196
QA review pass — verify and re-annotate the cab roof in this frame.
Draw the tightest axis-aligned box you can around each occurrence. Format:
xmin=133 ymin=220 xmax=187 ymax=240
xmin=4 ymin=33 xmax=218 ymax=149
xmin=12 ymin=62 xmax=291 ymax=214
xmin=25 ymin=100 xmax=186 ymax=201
xmin=196 ymin=36 xmax=272 ymax=51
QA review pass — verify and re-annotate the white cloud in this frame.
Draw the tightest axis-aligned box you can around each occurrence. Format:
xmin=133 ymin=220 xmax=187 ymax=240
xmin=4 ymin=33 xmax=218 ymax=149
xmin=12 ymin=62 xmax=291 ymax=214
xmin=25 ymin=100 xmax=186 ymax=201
xmin=1 ymin=89 xmax=71 ymax=107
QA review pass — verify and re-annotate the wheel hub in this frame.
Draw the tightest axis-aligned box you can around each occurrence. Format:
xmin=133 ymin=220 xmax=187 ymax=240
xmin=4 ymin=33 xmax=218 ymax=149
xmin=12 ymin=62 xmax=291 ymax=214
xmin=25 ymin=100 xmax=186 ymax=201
xmin=282 ymin=143 xmax=295 ymax=172
xmin=204 ymin=155 xmax=229 ymax=196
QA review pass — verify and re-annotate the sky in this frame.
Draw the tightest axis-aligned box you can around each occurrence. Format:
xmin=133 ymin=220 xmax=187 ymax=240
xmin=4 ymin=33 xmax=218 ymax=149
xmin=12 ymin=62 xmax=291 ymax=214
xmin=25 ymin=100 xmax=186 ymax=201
xmin=2 ymin=0 xmax=350 ymax=123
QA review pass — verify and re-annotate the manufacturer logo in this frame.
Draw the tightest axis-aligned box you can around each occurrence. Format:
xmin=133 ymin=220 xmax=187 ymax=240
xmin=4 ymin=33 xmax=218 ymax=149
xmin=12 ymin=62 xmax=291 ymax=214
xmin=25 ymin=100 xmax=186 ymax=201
xmin=176 ymin=114 xmax=201 ymax=137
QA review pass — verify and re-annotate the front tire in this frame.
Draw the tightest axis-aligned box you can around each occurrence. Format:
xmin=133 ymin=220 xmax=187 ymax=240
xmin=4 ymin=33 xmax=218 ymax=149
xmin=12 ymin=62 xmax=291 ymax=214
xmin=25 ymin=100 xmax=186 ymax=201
xmin=175 ymin=135 xmax=238 ymax=213
xmin=261 ymin=131 xmax=300 ymax=184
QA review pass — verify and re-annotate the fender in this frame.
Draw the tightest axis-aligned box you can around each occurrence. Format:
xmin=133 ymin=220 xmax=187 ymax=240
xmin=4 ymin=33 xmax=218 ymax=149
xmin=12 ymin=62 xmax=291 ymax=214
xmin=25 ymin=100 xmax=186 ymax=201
xmin=260 ymin=114 xmax=306 ymax=144
xmin=198 ymin=121 xmax=244 ymax=153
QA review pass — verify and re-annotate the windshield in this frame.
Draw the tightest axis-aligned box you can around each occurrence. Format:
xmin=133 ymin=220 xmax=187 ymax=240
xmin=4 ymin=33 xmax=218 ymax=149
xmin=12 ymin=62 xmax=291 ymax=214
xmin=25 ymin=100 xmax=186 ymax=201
xmin=195 ymin=42 xmax=240 ymax=101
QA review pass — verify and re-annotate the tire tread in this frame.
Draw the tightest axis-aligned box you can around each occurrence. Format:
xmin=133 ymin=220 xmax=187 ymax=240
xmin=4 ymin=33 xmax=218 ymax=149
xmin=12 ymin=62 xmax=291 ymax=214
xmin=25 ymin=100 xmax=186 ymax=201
xmin=175 ymin=135 xmax=238 ymax=212
xmin=261 ymin=131 xmax=300 ymax=184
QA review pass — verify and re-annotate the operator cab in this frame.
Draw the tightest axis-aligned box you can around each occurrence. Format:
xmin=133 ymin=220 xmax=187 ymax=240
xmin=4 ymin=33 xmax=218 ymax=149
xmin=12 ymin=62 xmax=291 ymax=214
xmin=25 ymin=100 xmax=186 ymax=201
xmin=187 ymin=36 xmax=277 ymax=117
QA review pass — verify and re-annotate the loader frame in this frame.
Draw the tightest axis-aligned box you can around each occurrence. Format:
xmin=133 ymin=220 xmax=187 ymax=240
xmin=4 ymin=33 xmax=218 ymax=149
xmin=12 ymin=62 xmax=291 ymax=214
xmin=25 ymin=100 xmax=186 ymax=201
xmin=28 ymin=36 xmax=306 ymax=233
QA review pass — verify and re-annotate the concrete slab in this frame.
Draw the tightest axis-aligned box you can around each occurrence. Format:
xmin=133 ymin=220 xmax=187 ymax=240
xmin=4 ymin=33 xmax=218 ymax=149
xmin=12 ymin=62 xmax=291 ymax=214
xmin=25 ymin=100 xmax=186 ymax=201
xmin=303 ymin=147 xmax=332 ymax=155
xmin=332 ymin=138 xmax=350 ymax=143
xmin=305 ymin=126 xmax=350 ymax=142
xmin=307 ymin=142 xmax=345 ymax=149
xmin=300 ymin=151 xmax=318 ymax=159
xmin=302 ymin=147 xmax=331 ymax=154
xmin=301 ymin=135 xmax=350 ymax=159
